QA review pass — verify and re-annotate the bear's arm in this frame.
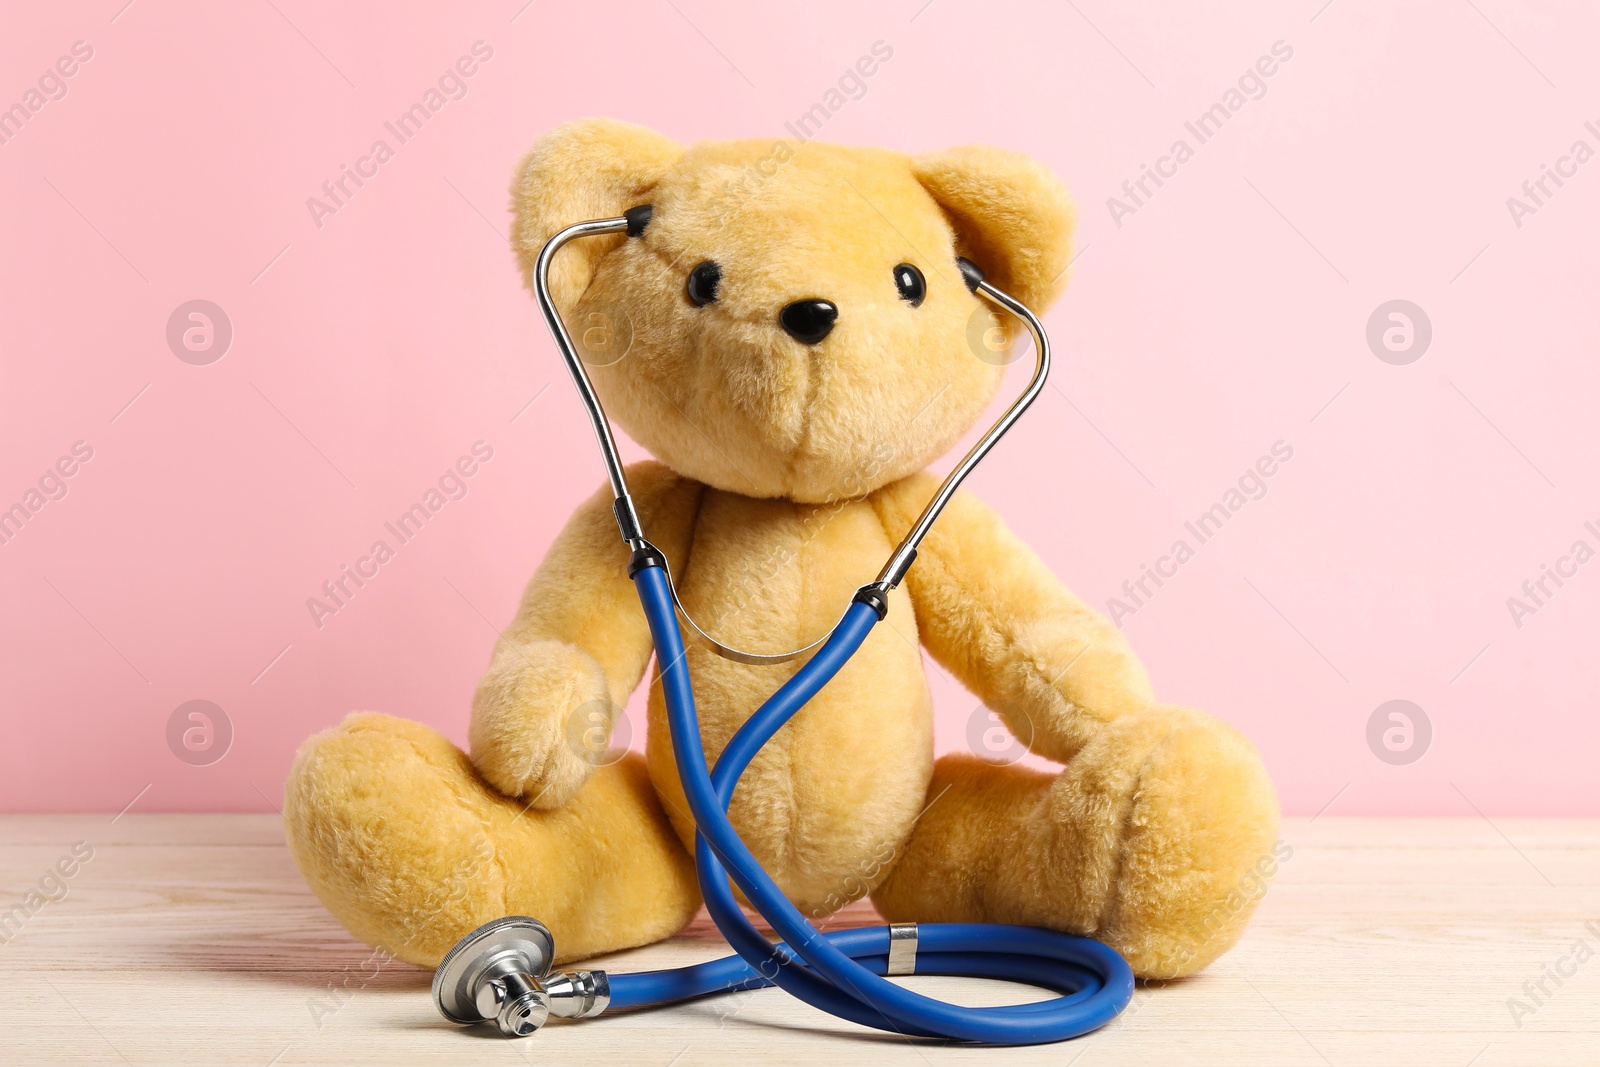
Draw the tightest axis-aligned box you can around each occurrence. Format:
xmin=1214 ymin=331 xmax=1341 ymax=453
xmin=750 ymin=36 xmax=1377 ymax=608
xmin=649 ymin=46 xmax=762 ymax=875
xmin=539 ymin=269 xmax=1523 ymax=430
xmin=870 ymin=472 xmax=1154 ymax=764
xmin=469 ymin=460 xmax=703 ymax=807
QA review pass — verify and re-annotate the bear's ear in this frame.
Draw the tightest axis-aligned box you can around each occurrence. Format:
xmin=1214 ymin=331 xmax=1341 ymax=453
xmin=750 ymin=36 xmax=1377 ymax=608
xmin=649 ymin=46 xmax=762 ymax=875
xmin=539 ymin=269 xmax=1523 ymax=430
xmin=511 ymin=118 xmax=683 ymax=311
xmin=912 ymin=145 xmax=1074 ymax=314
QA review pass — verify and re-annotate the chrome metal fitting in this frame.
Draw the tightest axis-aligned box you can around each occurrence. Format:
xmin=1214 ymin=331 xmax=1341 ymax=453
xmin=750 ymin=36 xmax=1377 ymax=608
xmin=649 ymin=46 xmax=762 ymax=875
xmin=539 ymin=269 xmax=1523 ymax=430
xmin=432 ymin=916 xmax=609 ymax=1038
xmin=544 ymin=968 xmax=610 ymax=1019
xmin=886 ymin=922 xmax=919 ymax=976
xmin=477 ymin=966 xmax=549 ymax=1037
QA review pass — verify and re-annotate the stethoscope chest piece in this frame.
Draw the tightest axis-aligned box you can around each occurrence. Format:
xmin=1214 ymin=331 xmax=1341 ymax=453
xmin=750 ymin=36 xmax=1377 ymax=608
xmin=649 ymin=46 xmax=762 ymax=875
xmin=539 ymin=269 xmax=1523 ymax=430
xmin=432 ymin=916 xmax=554 ymax=1036
xmin=433 ymin=915 xmax=610 ymax=1037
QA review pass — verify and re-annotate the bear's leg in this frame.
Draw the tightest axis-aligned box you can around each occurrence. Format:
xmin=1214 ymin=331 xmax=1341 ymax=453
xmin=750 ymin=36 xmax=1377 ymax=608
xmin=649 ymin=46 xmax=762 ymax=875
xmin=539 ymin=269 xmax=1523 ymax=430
xmin=284 ymin=712 xmax=700 ymax=968
xmin=871 ymin=704 xmax=1279 ymax=979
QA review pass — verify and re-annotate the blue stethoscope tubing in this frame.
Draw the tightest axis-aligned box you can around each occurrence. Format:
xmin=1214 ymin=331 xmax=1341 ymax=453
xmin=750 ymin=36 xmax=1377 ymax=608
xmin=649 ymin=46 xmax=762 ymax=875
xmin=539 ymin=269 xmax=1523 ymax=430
xmin=606 ymin=564 xmax=1135 ymax=1043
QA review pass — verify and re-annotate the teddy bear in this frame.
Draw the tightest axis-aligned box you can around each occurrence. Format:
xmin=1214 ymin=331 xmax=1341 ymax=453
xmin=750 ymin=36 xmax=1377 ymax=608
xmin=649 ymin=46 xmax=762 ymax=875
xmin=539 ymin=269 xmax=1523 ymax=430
xmin=283 ymin=118 xmax=1280 ymax=984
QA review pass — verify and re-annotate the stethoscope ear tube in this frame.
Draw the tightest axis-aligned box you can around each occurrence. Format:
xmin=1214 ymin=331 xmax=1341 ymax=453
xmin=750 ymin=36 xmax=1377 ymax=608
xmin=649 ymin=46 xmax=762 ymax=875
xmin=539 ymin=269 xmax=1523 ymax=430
xmin=534 ymin=214 xmax=1053 ymax=661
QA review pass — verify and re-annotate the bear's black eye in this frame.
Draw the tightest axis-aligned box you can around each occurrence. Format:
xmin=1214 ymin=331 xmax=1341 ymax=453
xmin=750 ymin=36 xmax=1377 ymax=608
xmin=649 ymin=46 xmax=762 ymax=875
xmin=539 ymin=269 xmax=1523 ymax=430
xmin=687 ymin=261 xmax=722 ymax=306
xmin=893 ymin=263 xmax=925 ymax=307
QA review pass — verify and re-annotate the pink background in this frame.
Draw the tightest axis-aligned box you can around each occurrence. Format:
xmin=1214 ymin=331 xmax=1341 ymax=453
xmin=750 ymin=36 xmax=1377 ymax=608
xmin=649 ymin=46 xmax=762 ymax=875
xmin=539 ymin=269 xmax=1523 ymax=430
xmin=2 ymin=0 xmax=1595 ymax=817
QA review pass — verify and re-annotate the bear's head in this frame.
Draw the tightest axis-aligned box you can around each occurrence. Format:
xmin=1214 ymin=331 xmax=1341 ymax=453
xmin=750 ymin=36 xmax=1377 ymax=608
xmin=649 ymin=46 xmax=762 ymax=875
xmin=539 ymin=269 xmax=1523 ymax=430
xmin=512 ymin=119 xmax=1073 ymax=504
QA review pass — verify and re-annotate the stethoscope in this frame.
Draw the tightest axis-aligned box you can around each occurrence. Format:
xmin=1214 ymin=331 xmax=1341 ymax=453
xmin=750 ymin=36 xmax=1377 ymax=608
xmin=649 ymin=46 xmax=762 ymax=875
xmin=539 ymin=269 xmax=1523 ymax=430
xmin=430 ymin=206 xmax=1135 ymax=1045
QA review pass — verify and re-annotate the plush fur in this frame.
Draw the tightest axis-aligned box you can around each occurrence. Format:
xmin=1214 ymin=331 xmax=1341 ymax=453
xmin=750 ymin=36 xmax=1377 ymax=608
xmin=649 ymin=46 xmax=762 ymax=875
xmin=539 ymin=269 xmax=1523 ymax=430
xmin=284 ymin=119 xmax=1279 ymax=978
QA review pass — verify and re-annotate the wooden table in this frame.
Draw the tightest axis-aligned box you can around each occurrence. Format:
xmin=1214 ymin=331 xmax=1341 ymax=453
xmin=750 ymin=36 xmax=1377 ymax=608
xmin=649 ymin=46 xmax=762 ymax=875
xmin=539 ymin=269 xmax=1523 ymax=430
xmin=1 ymin=815 xmax=1595 ymax=1065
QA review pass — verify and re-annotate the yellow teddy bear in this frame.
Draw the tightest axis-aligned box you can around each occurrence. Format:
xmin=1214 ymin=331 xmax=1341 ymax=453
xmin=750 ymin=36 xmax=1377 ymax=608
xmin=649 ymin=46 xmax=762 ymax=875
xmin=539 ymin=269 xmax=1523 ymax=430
xmin=284 ymin=118 xmax=1279 ymax=982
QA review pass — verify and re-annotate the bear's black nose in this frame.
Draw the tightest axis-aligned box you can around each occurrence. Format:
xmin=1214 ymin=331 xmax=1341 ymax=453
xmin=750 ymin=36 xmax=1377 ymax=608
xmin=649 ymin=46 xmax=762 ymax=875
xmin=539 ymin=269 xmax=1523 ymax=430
xmin=779 ymin=299 xmax=838 ymax=345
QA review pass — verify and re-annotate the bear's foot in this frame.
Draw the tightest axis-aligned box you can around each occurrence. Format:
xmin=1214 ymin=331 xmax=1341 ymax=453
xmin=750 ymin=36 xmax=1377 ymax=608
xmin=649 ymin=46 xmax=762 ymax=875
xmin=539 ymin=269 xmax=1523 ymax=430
xmin=872 ymin=705 xmax=1280 ymax=978
xmin=283 ymin=712 xmax=699 ymax=967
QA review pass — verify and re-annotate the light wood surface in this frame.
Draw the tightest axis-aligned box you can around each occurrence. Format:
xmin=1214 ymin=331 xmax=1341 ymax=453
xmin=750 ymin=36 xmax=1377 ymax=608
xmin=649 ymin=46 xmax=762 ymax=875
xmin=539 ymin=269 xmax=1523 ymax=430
xmin=1 ymin=815 xmax=1596 ymax=1065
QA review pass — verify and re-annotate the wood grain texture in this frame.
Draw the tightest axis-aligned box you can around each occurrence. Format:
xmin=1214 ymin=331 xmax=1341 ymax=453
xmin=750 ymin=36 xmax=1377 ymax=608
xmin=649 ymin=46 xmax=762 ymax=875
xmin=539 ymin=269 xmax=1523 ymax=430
xmin=1 ymin=815 xmax=1596 ymax=1065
